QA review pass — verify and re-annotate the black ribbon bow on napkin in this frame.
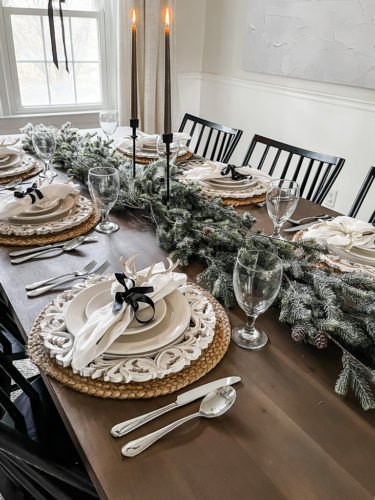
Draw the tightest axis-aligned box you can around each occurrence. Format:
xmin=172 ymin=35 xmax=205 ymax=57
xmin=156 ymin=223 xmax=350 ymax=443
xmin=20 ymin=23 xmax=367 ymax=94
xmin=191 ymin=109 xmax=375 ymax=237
xmin=221 ymin=164 xmax=252 ymax=181
xmin=112 ymin=273 xmax=155 ymax=324
xmin=14 ymin=183 xmax=43 ymax=204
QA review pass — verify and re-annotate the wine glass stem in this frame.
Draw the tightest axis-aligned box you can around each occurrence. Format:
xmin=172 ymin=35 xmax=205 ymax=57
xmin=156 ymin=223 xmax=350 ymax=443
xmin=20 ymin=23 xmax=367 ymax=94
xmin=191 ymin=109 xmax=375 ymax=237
xmin=271 ymin=222 xmax=282 ymax=238
xmin=243 ymin=316 xmax=257 ymax=338
xmin=44 ymin=159 xmax=50 ymax=174
xmin=101 ymin=209 xmax=109 ymax=224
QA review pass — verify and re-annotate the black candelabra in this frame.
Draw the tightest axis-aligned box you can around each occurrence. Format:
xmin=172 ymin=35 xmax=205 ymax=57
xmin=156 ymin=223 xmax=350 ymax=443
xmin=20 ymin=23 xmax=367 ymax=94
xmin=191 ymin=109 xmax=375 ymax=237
xmin=163 ymin=132 xmax=173 ymax=203
xmin=130 ymin=118 xmax=139 ymax=178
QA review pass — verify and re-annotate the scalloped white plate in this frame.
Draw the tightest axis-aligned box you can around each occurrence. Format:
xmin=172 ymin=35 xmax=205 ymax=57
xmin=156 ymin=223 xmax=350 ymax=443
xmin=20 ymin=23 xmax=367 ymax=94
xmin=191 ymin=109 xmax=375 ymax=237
xmin=9 ymin=195 xmax=76 ymax=224
xmin=0 ymin=154 xmax=21 ymax=170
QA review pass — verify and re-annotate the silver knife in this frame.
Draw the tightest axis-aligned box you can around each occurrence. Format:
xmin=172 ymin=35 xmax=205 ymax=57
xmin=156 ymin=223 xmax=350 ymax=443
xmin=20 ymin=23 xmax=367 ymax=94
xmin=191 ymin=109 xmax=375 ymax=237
xmin=284 ymin=221 xmax=321 ymax=233
xmin=9 ymin=236 xmax=97 ymax=257
xmin=111 ymin=375 xmax=241 ymax=438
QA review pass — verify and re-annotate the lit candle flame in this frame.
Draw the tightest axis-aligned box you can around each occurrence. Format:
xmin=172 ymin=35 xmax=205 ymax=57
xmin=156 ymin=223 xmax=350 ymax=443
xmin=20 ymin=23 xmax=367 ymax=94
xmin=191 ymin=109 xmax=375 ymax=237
xmin=131 ymin=9 xmax=137 ymax=25
xmin=164 ymin=7 xmax=170 ymax=27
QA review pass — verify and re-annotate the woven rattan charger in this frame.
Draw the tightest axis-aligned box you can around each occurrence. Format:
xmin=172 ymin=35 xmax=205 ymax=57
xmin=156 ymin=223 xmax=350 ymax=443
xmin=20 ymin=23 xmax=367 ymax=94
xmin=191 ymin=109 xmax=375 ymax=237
xmin=0 ymin=206 xmax=101 ymax=246
xmin=117 ymin=149 xmax=193 ymax=165
xmin=0 ymin=163 xmax=43 ymax=185
xmin=28 ymin=284 xmax=231 ymax=399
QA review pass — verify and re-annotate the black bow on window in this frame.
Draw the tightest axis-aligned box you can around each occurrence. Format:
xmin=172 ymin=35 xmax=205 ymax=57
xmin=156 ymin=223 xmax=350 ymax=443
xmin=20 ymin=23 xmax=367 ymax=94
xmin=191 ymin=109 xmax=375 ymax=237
xmin=14 ymin=183 xmax=44 ymax=204
xmin=48 ymin=0 xmax=69 ymax=72
xmin=112 ymin=273 xmax=155 ymax=325
xmin=221 ymin=164 xmax=252 ymax=181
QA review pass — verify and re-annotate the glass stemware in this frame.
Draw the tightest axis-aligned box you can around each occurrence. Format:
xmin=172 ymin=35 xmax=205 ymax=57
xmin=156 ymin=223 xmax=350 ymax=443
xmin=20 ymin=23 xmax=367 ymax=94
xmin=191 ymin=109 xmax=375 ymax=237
xmin=100 ymin=110 xmax=118 ymax=140
xmin=88 ymin=167 xmax=120 ymax=234
xmin=232 ymin=249 xmax=283 ymax=350
xmin=156 ymin=134 xmax=180 ymax=164
xmin=266 ymin=179 xmax=300 ymax=239
xmin=32 ymin=129 xmax=57 ymax=179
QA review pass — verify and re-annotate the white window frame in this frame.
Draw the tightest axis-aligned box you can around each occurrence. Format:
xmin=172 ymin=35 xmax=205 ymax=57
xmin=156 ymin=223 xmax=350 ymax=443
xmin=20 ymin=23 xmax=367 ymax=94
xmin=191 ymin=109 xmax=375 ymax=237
xmin=0 ymin=2 xmax=116 ymax=117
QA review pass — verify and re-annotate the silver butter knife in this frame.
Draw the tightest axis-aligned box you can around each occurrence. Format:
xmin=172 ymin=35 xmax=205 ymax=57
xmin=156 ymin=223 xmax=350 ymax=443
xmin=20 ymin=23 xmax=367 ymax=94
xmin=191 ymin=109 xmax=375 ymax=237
xmin=284 ymin=221 xmax=322 ymax=233
xmin=9 ymin=236 xmax=97 ymax=257
xmin=111 ymin=375 xmax=241 ymax=437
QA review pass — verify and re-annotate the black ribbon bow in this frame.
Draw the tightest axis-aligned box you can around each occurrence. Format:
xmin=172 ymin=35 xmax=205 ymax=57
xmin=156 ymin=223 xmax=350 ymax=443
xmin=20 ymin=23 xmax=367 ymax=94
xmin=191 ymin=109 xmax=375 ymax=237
xmin=112 ymin=273 xmax=155 ymax=325
xmin=14 ymin=183 xmax=44 ymax=204
xmin=48 ymin=0 xmax=69 ymax=72
xmin=221 ymin=164 xmax=252 ymax=181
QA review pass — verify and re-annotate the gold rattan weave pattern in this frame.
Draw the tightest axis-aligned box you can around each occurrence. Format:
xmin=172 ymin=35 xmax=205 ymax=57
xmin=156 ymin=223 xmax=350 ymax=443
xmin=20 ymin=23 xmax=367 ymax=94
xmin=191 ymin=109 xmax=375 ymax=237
xmin=0 ymin=206 xmax=101 ymax=246
xmin=221 ymin=193 xmax=266 ymax=206
xmin=117 ymin=149 xmax=193 ymax=165
xmin=0 ymin=163 xmax=43 ymax=184
xmin=28 ymin=284 xmax=231 ymax=399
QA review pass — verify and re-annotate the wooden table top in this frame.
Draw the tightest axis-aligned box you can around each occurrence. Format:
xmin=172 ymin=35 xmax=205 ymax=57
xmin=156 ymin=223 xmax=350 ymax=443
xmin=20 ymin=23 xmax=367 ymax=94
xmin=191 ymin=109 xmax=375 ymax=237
xmin=1 ymin=168 xmax=375 ymax=500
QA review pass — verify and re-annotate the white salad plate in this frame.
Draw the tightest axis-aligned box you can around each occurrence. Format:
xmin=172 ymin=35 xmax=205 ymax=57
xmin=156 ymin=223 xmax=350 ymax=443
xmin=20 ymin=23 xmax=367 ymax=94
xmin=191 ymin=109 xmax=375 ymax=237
xmin=85 ymin=289 xmax=167 ymax=335
xmin=328 ymin=244 xmax=375 ymax=267
xmin=64 ymin=280 xmax=191 ymax=357
xmin=0 ymin=154 xmax=21 ymax=170
xmin=9 ymin=195 xmax=75 ymax=224
xmin=201 ymin=178 xmax=259 ymax=191
xmin=0 ymin=156 xmax=35 ymax=179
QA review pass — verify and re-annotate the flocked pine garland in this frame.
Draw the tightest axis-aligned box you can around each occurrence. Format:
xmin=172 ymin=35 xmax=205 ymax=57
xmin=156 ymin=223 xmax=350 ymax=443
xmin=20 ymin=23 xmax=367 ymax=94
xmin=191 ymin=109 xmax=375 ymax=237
xmin=21 ymin=123 xmax=375 ymax=410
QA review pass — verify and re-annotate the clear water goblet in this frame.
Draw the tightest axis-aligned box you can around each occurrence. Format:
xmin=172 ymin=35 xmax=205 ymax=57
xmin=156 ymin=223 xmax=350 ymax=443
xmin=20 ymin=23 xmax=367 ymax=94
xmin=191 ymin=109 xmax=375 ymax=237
xmin=232 ymin=249 xmax=283 ymax=350
xmin=266 ymin=179 xmax=300 ymax=239
xmin=156 ymin=134 xmax=180 ymax=164
xmin=88 ymin=167 xmax=120 ymax=234
xmin=100 ymin=110 xmax=118 ymax=140
xmin=32 ymin=129 xmax=57 ymax=179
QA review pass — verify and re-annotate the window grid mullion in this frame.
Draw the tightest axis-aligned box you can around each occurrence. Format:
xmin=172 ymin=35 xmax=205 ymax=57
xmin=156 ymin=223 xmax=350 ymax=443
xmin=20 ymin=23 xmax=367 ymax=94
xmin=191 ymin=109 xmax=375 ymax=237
xmin=68 ymin=16 xmax=78 ymax=104
xmin=39 ymin=14 xmax=51 ymax=105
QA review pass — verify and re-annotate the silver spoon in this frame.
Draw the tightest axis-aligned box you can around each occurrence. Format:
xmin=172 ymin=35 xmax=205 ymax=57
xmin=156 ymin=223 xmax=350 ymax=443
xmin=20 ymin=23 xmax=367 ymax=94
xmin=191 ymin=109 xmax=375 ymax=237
xmin=122 ymin=386 xmax=236 ymax=458
xmin=11 ymin=235 xmax=88 ymax=264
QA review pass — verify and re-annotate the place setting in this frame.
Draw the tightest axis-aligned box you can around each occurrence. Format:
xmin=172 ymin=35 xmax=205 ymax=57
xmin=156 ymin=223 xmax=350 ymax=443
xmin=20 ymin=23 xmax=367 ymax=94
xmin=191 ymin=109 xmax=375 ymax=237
xmin=0 ymin=137 xmax=43 ymax=185
xmin=0 ymin=175 xmax=101 ymax=246
xmin=28 ymin=253 xmax=231 ymax=398
xmin=294 ymin=215 xmax=375 ymax=277
xmin=180 ymin=160 xmax=271 ymax=206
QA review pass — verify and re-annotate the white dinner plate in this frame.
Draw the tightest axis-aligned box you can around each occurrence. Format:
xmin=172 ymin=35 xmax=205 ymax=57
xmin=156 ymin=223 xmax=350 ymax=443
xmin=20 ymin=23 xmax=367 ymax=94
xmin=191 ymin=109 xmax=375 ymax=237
xmin=85 ymin=289 xmax=167 ymax=335
xmin=0 ymin=154 xmax=22 ymax=170
xmin=200 ymin=178 xmax=259 ymax=192
xmin=0 ymin=156 xmax=35 ymax=179
xmin=208 ymin=177 xmax=252 ymax=187
xmin=9 ymin=195 xmax=75 ymax=224
xmin=64 ymin=280 xmax=191 ymax=357
xmin=328 ymin=244 xmax=375 ymax=267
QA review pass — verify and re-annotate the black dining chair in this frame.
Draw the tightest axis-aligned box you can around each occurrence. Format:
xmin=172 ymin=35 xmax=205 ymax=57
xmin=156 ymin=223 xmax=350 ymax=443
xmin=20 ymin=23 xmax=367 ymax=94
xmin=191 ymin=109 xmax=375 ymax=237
xmin=178 ymin=113 xmax=243 ymax=163
xmin=0 ymin=327 xmax=98 ymax=499
xmin=242 ymin=135 xmax=345 ymax=205
xmin=348 ymin=166 xmax=375 ymax=223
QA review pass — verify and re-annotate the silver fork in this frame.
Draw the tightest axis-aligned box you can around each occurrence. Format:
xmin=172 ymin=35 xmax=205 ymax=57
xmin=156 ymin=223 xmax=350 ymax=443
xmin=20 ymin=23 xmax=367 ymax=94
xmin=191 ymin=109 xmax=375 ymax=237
xmin=25 ymin=260 xmax=97 ymax=291
xmin=27 ymin=261 xmax=110 ymax=297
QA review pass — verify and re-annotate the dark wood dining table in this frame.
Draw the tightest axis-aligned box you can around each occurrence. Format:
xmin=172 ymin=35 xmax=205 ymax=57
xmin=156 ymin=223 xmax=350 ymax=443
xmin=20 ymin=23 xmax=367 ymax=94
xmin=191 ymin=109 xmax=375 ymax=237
xmin=1 ymin=156 xmax=375 ymax=500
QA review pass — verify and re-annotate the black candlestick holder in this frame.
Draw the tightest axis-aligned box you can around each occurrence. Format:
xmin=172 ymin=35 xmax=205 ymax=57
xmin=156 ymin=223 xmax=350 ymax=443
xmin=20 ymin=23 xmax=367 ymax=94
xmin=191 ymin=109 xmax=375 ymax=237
xmin=162 ymin=132 xmax=173 ymax=203
xmin=130 ymin=118 xmax=139 ymax=178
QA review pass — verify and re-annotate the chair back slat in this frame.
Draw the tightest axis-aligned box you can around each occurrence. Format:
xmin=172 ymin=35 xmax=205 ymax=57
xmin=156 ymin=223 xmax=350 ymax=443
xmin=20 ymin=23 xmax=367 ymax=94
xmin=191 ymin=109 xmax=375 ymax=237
xmin=280 ymin=152 xmax=293 ymax=179
xmin=242 ymin=134 xmax=345 ymax=204
xmin=179 ymin=113 xmax=243 ymax=163
xmin=0 ymin=386 xmax=27 ymax=434
xmin=348 ymin=166 xmax=375 ymax=222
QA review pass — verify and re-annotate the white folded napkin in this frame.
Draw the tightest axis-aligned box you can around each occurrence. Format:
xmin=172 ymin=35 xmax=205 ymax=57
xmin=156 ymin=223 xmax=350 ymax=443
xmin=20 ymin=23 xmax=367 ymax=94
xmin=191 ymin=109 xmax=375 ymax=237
xmin=0 ymin=183 xmax=79 ymax=220
xmin=71 ymin=262 xmax=187 ymax=371
xmin=181 ymin=160 xmax=271 ymax=183
xmin=0 ymin=141 xmax=23 ymax=158
xmin=302 ymin=216 xmax=375 ymax=250
xmin=118 ymin=131 xmax=191 ymax=152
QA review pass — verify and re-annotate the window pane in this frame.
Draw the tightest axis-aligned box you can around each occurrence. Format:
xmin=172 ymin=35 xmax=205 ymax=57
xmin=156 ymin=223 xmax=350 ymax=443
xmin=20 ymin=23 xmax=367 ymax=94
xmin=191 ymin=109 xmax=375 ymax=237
xmin=42 ymin=15 xmax=72 ymax=62
xmin=11 ymin=15 xmax=44 ymax=60
xmin=17 ymin=62 xmax=49 ymax=105
xmin=2 ymin=0 xmax=101 ymax=10
xmin=71 ymin=17 xmax=99 ymax=61
xmin=47 ymin=63 xmax=75 ymax=104
xmin=75 ymin=63 xmax=101 ymax=103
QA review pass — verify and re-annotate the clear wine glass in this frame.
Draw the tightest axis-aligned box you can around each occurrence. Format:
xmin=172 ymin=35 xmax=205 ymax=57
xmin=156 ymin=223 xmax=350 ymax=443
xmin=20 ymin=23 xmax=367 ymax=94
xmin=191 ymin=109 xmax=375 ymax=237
xmin=88 ymin=167 xmax=120 ymax=234
xmin=32 ymin=129 xmax=57 ymax=179
xmin=156 ymin=134 xmax=180 ymax=164
xmin=266 ymin=179 xmax=300 ymax=239
xmin=100 ymin=110 xmax=118 ymax=140
xmin=232 ymin=249 xmax=283 ymax=350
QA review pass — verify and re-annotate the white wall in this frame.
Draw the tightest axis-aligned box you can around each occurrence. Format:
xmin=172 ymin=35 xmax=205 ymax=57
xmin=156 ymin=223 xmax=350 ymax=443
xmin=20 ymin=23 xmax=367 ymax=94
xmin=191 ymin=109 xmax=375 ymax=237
xmin=176 ymin=0 xmax=375 ymax=219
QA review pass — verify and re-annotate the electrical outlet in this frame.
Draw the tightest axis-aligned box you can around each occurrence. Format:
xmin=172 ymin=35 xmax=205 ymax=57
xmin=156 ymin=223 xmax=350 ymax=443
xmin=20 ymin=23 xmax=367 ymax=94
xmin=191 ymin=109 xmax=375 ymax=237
xmin=324 ymin=189 xmax=338 ymax=208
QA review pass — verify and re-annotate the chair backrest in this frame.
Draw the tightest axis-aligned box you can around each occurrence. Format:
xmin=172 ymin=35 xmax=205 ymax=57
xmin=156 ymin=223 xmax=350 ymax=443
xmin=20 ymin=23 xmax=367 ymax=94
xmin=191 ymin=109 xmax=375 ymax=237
xmin=242 ymin=135 xmax=345 ymax=204
xmin=348 ymin=166 xmax=375 ymax=223
xmin=178 ymin=113 xmax=243 ymax=163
